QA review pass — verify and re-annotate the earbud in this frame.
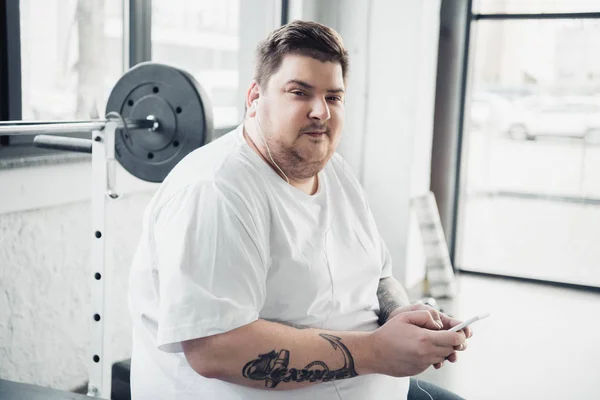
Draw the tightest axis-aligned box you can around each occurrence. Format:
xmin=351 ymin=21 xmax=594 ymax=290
xmin=251 ymin=99 xmax=258 ymax=109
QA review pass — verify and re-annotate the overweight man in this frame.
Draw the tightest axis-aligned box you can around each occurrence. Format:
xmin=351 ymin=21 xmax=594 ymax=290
xmin=128 ymin=20 xmax=469 ymax=400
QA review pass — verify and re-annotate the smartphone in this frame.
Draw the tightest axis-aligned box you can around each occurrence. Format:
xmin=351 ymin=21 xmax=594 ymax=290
xmin=449 ymin=312 xmax=490 ymax=332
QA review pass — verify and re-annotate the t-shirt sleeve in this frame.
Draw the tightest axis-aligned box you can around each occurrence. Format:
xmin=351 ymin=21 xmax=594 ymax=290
xmin=378 ymin=233 xmax=393 ymax=279
xmin=151 ymin=182 xmax=267 ymax=353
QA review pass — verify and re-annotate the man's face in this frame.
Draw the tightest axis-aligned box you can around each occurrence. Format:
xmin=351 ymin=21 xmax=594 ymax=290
xmin=253 ymin=54 xmax=345 ymax=180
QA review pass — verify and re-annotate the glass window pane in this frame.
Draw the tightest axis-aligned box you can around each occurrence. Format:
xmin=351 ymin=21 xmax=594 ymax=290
xmin=151 ymin=0 xmax=241 ymax=128
xmin=457 ymin=19 xmax=600 ymax=287
xmin=473 ymin=0 xmax=600 ymax=14
xmin=20 ymin=0 xmax=124 ymax=121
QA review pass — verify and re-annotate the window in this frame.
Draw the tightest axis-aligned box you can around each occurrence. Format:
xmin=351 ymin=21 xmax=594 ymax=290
xmin=151 ymin=0 xmax=241 ymax=128
xmin=20 ymin=0 xmax=124 ymax=120
xmin=473 ymin=0 xmax=600 ymax=14
xmin=456 ymin=8 xmax=600 ymax=287
xmin=0 ymin=0 xmax=124 ymax=159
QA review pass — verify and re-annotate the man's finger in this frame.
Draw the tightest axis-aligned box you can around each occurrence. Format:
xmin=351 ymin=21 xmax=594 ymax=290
xmin=440 ymin=314 xmax=464 ymax=331
xmin=446 ymin=352 xmax=458 ymax=363
xmin=442 ymin=315 xmax=476 ymax=339
xmin=430 ymin=330 xmax=467 ymax=348
xmin=454 ymin=341 xmax=467 ymax=351
xmin=463 ymin=326 xmax=473 ymax=338
xmin=412 ymin=304 xmax=443 ymax=328
xmin=401 ymin=310 xmax=443 ymax=330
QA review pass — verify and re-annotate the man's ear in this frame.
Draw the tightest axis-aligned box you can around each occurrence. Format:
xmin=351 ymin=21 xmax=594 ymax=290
xmin=246 ymin=81 xmax=260 ymax=117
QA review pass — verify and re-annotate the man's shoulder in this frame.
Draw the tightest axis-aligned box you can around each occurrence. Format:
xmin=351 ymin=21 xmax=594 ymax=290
xmin=148 ymin=127 xmax=267 ymax=215
xmin=328 ymin=153 xmax=363 ymax=189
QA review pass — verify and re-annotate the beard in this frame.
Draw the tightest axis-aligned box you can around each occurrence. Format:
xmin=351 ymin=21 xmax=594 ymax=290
xmin=264 ymin=132 xmax=335 ymax=180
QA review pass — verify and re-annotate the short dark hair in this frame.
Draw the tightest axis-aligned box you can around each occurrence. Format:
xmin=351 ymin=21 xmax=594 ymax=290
xmin=254 ymin=20 xmax=349 ymax=87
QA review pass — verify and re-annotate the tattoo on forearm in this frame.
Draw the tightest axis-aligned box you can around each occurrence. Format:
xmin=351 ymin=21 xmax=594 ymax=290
xmin=378 ymin=301 xmax=401 ymax=326
xmin=242 ymin=334 xmax=358 ymax=388
xmin=377 ymin=277 xmax=409 ymax=325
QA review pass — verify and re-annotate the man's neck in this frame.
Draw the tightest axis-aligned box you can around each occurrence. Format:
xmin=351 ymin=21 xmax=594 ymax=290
xmin=242 ymin=126 xmax=318 ymax=195
xmin=291 ymin=174 xmax=319 ymax=196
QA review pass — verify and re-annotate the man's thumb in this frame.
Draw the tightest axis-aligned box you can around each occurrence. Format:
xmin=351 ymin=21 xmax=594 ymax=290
xmin=401 ymin=310 xmax=443 ymax=330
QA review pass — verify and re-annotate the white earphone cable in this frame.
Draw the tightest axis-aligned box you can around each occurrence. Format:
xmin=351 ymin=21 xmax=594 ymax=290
xmin=253 ymin=101 xmax=290 ymax=185
xmin=416 ymin=378 xmax=434 ymax=400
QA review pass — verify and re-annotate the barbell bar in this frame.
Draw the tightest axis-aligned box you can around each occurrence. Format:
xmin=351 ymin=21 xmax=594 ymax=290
xmin=0 ymin=117 xmax=160 ymax=154
xmin=0 ymin=118 xmax=156 ymax=134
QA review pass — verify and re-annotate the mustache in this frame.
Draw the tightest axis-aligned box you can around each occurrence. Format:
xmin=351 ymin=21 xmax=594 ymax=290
xmin=299 ymin=123 xmax=330 ymax=134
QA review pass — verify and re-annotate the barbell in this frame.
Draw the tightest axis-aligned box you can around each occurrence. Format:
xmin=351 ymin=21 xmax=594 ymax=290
xmin=0 ymin=62 xmax=214 ymax=182
xmin=0 ymin=62 xmax=216 ymax=397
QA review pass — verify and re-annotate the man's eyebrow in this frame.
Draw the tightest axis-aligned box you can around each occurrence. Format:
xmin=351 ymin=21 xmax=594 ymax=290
xmin=285 ymin=79 xmax=345 ymax=94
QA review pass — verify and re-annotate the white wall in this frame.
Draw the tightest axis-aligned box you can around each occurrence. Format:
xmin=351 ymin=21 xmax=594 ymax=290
xmin=237 ymin=0 xmax=282 ymax=121
xmin=0 ymin=0 xmax=441 ymax=393
xmin=0 ymin=163 xmax=157 ymax=392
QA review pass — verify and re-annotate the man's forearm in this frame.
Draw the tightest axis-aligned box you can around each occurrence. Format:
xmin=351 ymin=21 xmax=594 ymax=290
xmin=377 ymin=277 xmax=411 ymax=325
xmin=182 ymin=319 xmax=377 ymax=391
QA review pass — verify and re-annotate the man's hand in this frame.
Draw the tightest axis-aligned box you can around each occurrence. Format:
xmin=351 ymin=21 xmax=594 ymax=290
xmin=375 ymin=277 xmax=473 ymax=370
xmin=386 ymin=304 xmax=473 ymax=369
xmin=369 ymin=310 xmax=468 ymax=377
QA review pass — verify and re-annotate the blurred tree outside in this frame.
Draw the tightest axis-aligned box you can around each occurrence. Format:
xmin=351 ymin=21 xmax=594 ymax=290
xmin=75 ymin=0 xmax=105 ymax=119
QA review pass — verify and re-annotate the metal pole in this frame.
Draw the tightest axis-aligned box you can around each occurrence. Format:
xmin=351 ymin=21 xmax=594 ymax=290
xmin=33 ymin=135 xmax=93 ymax=153
xmin=430 ymin=0 xmax=472 ymax=262
xmin=87 ymin=125 xmax=107 ymax=398
xmin=0 ymin=118 xmax=156 ymax=135
xmin=129 ymin=0 xmax=152 ymax=67
xmin=87 ymin=120 xmax=119 ymax=398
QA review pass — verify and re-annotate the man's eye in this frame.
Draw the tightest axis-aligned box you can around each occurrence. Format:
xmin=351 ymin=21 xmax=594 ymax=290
xmin=291 ymin=91 xmax=306 ymax=96
xmin=328 ymin=97 xmax=341 ymax=102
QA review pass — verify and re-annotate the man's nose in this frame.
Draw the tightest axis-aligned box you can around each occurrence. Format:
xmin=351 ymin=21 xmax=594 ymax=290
xmin=309 ymin=98 xmax=331 ymax=122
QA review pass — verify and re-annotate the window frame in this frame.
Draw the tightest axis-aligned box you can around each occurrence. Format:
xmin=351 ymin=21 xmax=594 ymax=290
xmin=0 ymin=0 xmax=24 ymax=155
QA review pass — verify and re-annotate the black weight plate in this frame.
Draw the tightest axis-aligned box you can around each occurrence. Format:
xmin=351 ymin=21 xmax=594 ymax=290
xmin=106 ymin=62 xmax=214 ymax=183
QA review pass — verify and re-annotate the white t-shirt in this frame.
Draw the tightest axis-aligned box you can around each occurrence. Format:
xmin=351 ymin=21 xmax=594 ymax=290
xmin=128 ymin=125 xmax=410 ymax=399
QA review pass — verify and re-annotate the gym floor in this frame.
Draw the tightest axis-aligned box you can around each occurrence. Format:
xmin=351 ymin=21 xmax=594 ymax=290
xmin=415 ymin=273 xmax=600 ymax=400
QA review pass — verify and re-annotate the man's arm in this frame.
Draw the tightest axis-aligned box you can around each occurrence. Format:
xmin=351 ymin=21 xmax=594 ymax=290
xmin=182 ymin=319 xmax=373 ymax=390
xmin=376 ymin=276 xmax=411 ymax=325
xmin=181 ymin=314 xmax=462 ymax=391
